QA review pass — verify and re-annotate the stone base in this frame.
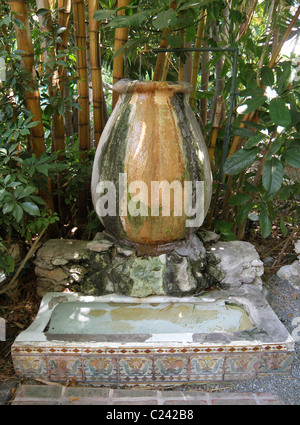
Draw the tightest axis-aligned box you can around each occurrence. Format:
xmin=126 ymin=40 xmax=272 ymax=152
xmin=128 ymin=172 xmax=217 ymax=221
xmin=34 ymin=231 xmax=264 ymax=297
xmin=12 ymin=286 xmax=294 ymax=386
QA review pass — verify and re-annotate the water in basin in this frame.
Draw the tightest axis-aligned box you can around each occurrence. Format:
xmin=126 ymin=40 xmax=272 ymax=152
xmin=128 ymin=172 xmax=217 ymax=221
xmin=46 ymin=300 xmax=254 ymax=335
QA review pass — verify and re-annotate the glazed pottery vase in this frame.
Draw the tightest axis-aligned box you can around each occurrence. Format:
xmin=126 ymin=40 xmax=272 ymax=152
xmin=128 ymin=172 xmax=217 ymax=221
xmin=91 ymin=79 xmax=212 ymax=251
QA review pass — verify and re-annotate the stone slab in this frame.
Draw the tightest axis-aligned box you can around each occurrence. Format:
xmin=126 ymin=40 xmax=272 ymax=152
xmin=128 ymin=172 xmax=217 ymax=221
xmin=11 ymin=385 xmax=285 ymax=405
xmin=11 ymin=286 xmax=294 ymax=386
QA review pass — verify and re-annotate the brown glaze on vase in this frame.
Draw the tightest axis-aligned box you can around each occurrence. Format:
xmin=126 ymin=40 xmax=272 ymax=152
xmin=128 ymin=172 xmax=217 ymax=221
xmin=91 ymin=79 xmax=212 ymax=250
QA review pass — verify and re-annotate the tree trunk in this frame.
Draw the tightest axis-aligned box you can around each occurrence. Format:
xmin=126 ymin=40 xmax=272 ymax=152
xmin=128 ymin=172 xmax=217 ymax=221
xmin=112 ymin=0 xmax=130 ymax=108
xmin=88 ymin=0 xmax=106 ymax=146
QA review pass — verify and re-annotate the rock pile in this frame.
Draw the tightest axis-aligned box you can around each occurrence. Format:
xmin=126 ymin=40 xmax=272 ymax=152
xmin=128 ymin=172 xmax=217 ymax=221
xmin=34 ymin=231 xmax=264 ymax=297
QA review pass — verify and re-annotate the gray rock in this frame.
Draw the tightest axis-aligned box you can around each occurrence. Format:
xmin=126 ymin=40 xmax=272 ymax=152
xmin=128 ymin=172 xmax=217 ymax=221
xmin=110 ymin=254 xmax=166 ymax=297
xmin=197 ymin=229 xmax=220 ymax=245
xmin=175 ymin=233 xmax=206 ymax=261
xmin=277 ymin=260 xmax=300 ymax=290
xmin=207 ymin=241 xmax=264 ymax=287
xmin=294 ymin=240 xmax=300 ymax=255
xmin=34 ymin=239 xmax=90 ymax=269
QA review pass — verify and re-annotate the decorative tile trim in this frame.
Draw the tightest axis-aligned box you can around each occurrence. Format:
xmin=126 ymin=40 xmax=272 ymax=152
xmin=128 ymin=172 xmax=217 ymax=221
xmin=11 ymin=342 xmax=291 ymax=356
xmin=12 ymin=347 xmax=294 ymax=385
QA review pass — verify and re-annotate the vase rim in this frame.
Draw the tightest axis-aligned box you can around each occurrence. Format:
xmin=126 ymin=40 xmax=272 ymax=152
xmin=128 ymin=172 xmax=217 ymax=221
xmin=113 ymin=78 xmax=193 ymax=94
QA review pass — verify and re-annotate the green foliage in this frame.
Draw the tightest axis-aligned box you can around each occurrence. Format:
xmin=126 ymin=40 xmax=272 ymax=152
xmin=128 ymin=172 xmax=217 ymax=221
xmin=0 ymin=0 xmax=299 ymax=257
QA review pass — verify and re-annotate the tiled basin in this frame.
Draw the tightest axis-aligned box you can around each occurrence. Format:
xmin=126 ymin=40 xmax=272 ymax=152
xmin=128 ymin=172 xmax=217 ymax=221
xmin=12 ymin=285 xmax=295 ymax=385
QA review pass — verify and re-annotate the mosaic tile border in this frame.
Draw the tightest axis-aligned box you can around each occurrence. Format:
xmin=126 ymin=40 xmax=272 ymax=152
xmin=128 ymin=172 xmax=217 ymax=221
xmin=11 ymin=289 xmax=295 ymax=385
xmin=12 ymin=344 xmax=294 ymax=385
xmin=11 ymin=342 xmax=292 ymax=356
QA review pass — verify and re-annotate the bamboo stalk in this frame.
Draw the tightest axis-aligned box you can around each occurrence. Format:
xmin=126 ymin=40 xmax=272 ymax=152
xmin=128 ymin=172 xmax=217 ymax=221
xmin=189 ymin=10 xmax=206 ymax=109
xmin=153 ymin=27 xmax=169 ymax=81
xmin=112 ymin=0 xmax=130 ymax=108
xmin=178 ymin=30 xmax=185 ymax=81
xmin=208 ymin=95 xmax=222 ymax=165
xmin=57 ymin=0 xmax=72 ymax=139
xmin=9 ymin=0 xmax=45 ymax=158
xmin=88 ymin=0 xmax=105 ymax=146
xmin=72 ymin=0 xmax=90 ymax=151
xmin=200 ymin=46 xmax=209 ymax=127
xmin=153 ymin=0 xmax=177 ymax=82
xmin=36 ymin=0 xmax=66 ymax=153
xmin=161 ymin=51 xmax=172 ymax=81
xmin=268 ymin=6 xmax=300 ymax=69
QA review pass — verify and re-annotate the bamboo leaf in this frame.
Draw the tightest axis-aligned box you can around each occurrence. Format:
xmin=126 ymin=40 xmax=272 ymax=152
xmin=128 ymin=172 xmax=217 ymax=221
xmin=93 ymin=9 xmax=116 ymax=21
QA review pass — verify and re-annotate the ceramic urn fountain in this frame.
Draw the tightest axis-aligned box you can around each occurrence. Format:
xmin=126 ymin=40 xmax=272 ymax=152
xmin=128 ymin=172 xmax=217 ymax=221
xmin=91 ymin=79 xmax=212 ymax=252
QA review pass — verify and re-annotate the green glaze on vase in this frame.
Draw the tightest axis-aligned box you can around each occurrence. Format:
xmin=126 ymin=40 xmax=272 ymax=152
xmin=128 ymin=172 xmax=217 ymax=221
xmin=91 ymin=79 xmax=212 ymax=251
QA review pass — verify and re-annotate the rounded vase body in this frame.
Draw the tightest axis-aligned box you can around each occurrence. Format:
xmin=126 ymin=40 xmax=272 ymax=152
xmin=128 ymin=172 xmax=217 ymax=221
xmin=91 ymin=79 xmax=212 ymax=249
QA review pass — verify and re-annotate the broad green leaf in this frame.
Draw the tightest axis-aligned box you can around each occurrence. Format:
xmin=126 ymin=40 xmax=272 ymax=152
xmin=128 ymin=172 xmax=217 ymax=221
xmin=36 ymin=8 xmax=50 ymax=16
xmin=228 ymin=193 xmax=252 ymax=206
xmin=262 ymin=157 xmax=284 ymax=193
xmin=12 ymin=204 xmax=23 ymax=222
xmin=36 ymin=164 xmax=49 ymax=176
xmin=269 ymin=98 xmax=291 ymax=127
xmin=261 ymin=67 xmax=274 ymax=86
xmin=240 ymin=96 xmax=267 ymax=113
xmin=244 ymin=133 xmax=264 ymax=149
xmin=239 ymin=88 xmax=265 ymax=97
xmin=0 ymin=189 xmax=7 ymax=201
xmin=21 ymin=202 xmax=40 ymax=216
xmin=223 ymin=147 xmax=260 ymax=175
xmin=231 ymin=127 xmax=257 ymax=138
xmin=3 ymin=202 xmax=15 ymax=214
xmin=236 ymin=203 xmax=254 ymax=225
xmin=269 ymin=137 xmax=282 ymax=155
xmin=153 ymin=8 xmax=177 ymax=29
xmin=283 ymin=147 xmax=300 ymax=168
xmin=17 ymin=185 xmax=37 ymax=199
xmin=259 ymin=206 xmax=272 ymax=238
